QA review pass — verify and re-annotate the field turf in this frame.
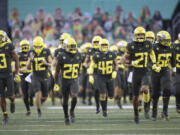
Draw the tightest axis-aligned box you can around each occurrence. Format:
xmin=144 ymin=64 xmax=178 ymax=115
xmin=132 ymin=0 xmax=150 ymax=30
xmin=0 ymin=97 xmax=180 ymax=135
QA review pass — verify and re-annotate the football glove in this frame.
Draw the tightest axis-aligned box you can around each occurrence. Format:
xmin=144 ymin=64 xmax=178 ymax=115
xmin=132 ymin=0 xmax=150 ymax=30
xmin=89 ymin=75 xmax=94 ymax=84
xmin=131 ymin=60 xmax=139 ymax=67
xmin=152 ymin=64 xmax=161 ymax=72
xmin=53 ymin=83 xmax=60 ymax=92
xmin=112 ymin=71 xmax=117 ymax=79
xmin=87 ymin=67 xmax=94 ymax=75
xmin=15 ymin=74 xmax=21 ymax=83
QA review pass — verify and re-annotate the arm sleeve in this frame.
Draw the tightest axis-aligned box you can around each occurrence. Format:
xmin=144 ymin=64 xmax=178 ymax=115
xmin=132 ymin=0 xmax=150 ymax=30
xmin=149 ymin=50 xmax=156 ymax=64
xmin=171 ymin=48 xmax=176 ymax=68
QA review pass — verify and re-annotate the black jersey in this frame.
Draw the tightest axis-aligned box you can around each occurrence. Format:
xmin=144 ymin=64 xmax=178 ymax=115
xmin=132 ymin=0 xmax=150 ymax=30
xmin=54 ymin=48 xmax=65 ymax=58
xmin=93 ymin=51 xmax=116 ymax=77
xmin=57 ymin=51 xmax=82 ymax=80
xmin=91 ymin=48 xmax=100 ymax=74
xmin=116 ymin=51 xmax=125 ymax=69
xmin=127 ymin=41 xmax=152 ymax=71
xmin=28 ymin=48 xmax=51 ymax=76
xmin=153 ymin=43 xmax=175 ymax=71
xmin=18 ymin=52 xmax=32 ymax=75
xmin=0 ymin=42 xmax=14 ymax=78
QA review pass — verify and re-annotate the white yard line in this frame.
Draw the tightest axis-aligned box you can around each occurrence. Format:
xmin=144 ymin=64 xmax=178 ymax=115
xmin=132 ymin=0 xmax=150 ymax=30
xmin=0 ymin=128 xmax=180 ymax=132
xmin=46 ymin=105 xmax=176 ymax=110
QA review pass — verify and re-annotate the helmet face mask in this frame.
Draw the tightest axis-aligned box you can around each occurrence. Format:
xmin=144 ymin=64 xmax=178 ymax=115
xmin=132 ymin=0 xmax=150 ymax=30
xmin=66 ymin=38 xmax=77 ymax=54
xmin=34 ymin=45 xmax=43 ymax=55
xmin=68 ymin=44 xmax=77 ymax=54
xmin=21 ymin=44 xmax=30 ymax=52
xmin=135 ymin=33 xmax=145 ymax=42
xmin=134 ymin=26 xmax=146 ymax=42
xmin=100 ymin=39 xmax=109 ymax=52
xmin=157 ymin=31 xmax=171 ymax=47
xmin=92 ymin=36 xmax=101 ymax=49
xmin=100 ymin=44 xmax=109 ymax=52
xmin=20 ymin=40 xmax=30 ymax=53
xmin=145 ymin=31 xmax=155 ymax=44
xmin=33 ymin=36 xmax=44 ymax=55
xmin=117 ymin=40 xmax=127 ymax=53
xmin=146 ymin=37 xmax=154 ymax=43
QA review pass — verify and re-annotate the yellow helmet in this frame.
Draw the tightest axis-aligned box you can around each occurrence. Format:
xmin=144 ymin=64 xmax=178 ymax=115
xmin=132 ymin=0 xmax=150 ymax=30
xmin=65 ymin=37 xmax=77 ymax=54
xmin=157 ymin=30 xmax=171 ymax=47
xmin=145 ymin=31 xmax=155 ymax=44
xmin=110 ymin=45 xmax=118 ymax=52
xmin=20 ymin=40 xmax=30 ymax=53
xmin=79 ymin=44 xmax=86 ymax=53
xmin=92 ymin=36 xmax=102 ymax=49
xmin=117 ymin=40 xmax=127 ymax=52
xmin=85 ymin=42 xmax=93 ymax=54
xmin=99 ymin=38 xmax=109 ymax=52
xmin=33 ymin=36 xmax=44 ymax=55
xmin=134 ymin=26 xmax=146 ymax=42
xmin=59 ymin=33 xmax=70 ymax=48
xmin=0 ymin=30 xmax=7 ymax=44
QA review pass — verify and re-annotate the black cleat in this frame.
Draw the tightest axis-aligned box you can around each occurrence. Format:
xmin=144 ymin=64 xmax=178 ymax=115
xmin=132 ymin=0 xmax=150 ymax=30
xmin=38 ymin=111 xmax=42 ymax=118
xmin=26 ymin=111 xmax=31 ymax=116
xmin=65 ymin=118 xmax=70 ymax=125
xmin=123 ymin=99 xmax=127 ymax=104
xmin=81 ymin=99 xmax=86 ymax=105
xmin=96 ymin=109 xmax=100 ymax=114
xmin=161 ymin=112 xmax=169 ymax=121
xmin=10 ymin=102 xmax=15 ymax=113
xmin=88 ymin=100 xmax=92 ymax=106
xmin=134 ymin=116 xmax=139 ymax=124
xmin=30 ymin=98 xmax=34 ymax=107
xmin=152 ymin=113 xmax=157 ymax=121
xmin=2 ymin=114 xmax=8 ymax=125
xmin=102 ymin=111 xmax=107 ymax=117
xmin=70 ymin=111 xmax=75 ymax=123
xmin=144 ymin=111 xmax=150 ymax=119
xmin=117 ymin=101 xmax=122 ymax=109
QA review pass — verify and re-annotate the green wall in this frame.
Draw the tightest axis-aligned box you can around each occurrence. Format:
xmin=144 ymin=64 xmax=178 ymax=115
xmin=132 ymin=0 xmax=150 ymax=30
xmin=8 ymin=0 xmax=178 ymax=20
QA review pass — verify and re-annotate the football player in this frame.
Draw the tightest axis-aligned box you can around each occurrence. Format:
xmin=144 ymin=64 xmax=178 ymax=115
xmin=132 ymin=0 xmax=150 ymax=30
xmin=151 ymin=31 xmax=176 ymax=121
xmin=79 ymin=43 xmax=93 ymax=105
xmin=19 ymin=40 xmax=32 ymax=116
xmin=51 ymin=33 xmax=70 ymax=104
xmin=174 ymin=33 xmax=180 ymax=113
xmin=88 ymin=39 xmax=118 ymax=117
xmin=26 ymin=36 xmax=52 ymax=118
xmin=0 ymin=30 xmax=20 ymax=124
xmin=141 ymin=31 xmax=155 ymax=119
xmin=115 ymin=41 xmax=128 ymax=109
xmin=121 ymin=26 xmax=159 ymax=124
xmin=85 ymin=36 xmax=102 ymax=114
xmin=54 ymin=37 xmax=82 ymax=125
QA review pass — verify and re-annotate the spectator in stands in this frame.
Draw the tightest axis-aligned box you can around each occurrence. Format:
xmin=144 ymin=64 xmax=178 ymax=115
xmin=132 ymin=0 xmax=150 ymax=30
xmin=37 ymin=8 xmax=46 ymax=24
xmin=139 ymin=6 xmax=151 ymax=26
xmin=151 ymin=10 xmax=163 ymax=32
xmin=114 ymin=5 xmax=124 ymax=24
xmin=10 ymin=8 xmax=19 ymax=23
xmin=93 ymin=7 xmax=103 ymax=25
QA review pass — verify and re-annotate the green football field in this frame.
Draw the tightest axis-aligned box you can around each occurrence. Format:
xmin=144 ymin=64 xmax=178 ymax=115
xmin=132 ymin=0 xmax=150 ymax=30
xmin=0 ymin=97 xmax=180 ymax=135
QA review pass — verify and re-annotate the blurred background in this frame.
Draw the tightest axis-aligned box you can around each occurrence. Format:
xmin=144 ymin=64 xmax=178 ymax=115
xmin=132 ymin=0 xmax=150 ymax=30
xmin=0 ymin=0 xmax=179 ymax=51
